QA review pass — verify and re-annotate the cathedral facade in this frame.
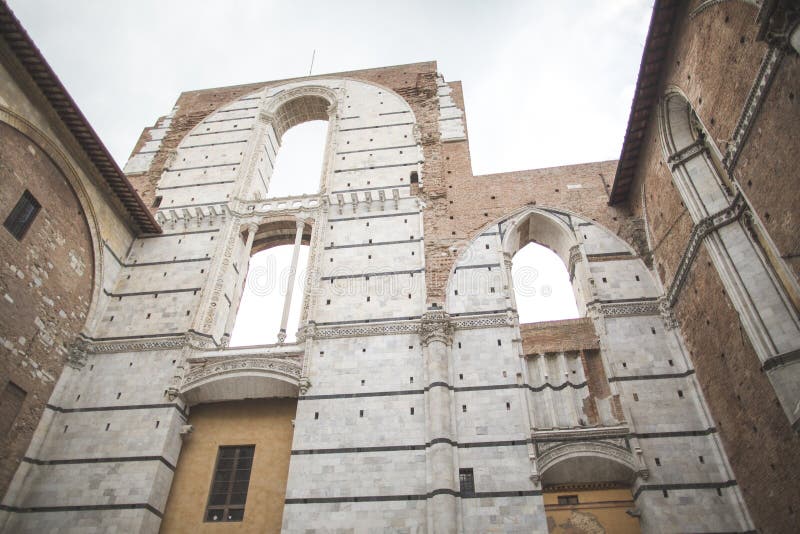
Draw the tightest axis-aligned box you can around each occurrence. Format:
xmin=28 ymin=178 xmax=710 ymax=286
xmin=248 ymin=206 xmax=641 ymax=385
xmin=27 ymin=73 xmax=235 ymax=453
xmin=1 ymin=1 xmax=798 ymax=533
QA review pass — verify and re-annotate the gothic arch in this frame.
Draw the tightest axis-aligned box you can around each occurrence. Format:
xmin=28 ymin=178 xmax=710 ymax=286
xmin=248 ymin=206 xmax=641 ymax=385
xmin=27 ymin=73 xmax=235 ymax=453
xmin=0 ymin=106 xmax=104 ymax=336
xmin=443 ymin=206 xmax=649 ymax=320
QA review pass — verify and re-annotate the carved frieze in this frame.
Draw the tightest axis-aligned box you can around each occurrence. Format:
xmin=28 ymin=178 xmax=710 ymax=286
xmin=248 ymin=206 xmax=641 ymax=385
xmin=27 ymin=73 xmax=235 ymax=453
xmin=181 ymin=355 xmax=302 ymax=391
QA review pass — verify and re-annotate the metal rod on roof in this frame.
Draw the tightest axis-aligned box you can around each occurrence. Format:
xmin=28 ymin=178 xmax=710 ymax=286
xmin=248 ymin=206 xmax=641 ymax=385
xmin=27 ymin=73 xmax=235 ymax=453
xmin=308 ymin=49 xmax=316 ymax=77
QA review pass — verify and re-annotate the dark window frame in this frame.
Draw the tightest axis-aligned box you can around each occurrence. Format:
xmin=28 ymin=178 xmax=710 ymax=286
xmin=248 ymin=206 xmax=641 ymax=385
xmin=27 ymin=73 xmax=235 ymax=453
xmin=3 ymin=190 xmax=41 ymax=241
xmin=557 ymin=494 xmax=579 ymax=505
xmin=459 ymin=467 xmax=475 ymax=496
xmin=204 ymin=445 xmax=255 ymax=523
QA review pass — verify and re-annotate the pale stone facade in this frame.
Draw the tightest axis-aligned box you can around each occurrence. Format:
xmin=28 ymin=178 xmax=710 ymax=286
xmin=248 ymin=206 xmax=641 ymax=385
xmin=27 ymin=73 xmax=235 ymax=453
xmin=3 ymin=1 xmax=800 ymax=533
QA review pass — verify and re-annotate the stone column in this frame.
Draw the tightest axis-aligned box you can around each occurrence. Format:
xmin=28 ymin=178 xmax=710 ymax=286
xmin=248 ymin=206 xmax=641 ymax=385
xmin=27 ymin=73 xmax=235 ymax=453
xmin=420 ymin=310 xmax=457 ymax=534
xmin=221 ymin=222 xmax=259 ymax=344
xmin=278 ymin=219 xmax=305 ymax=343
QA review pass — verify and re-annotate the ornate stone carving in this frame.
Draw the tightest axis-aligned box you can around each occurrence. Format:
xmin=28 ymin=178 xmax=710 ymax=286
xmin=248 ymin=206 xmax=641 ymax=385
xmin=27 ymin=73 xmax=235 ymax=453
xmin=419 ymin=310 xmax=454 ymax=346
xmin=567 ymin=245 xmax=582 ymax=282
xmin=85 ymin=336 xmax=186 ymax=354
xmin=313 ymin=321 xmax=421 ymax=339
xmin=588 ymin=300 xmax=661 ymax=318
xmin=66 ymin=337 xmax=89 ymax=369
xmin=201 ymin=225 xmax=240 ymax=332
xmin=181 ymin=356 xmax=302 ymax=391
xmin=531 ymin=426 xmax=639 ymax=481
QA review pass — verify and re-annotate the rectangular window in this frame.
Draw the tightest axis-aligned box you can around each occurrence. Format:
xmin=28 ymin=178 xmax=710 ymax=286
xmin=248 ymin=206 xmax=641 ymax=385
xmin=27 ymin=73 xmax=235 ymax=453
xmin=557 ymin=495 xmax=579 ymax=505
xmin=205 ymin=445 xmax=255 ymax=522
xmin=0 ymin=381 xmax=27 ymax=437
xmin=459 ymin=468 xmax=475 ymax=496
xmin=4 ymin=190 xmax=40 ymax=240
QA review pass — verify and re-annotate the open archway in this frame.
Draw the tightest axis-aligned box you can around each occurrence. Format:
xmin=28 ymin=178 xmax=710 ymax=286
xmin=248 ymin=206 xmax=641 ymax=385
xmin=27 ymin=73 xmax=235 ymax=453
xmin=225 ymin=218 xmax=313 ymax=346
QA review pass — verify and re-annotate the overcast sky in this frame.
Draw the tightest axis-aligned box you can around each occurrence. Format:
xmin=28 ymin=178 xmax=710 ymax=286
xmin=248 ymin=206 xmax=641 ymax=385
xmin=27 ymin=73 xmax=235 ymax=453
xmin=8 ymin=0 xmax=652 ymax=344
xmin=8 ymin=0 xmax=651 ymax=174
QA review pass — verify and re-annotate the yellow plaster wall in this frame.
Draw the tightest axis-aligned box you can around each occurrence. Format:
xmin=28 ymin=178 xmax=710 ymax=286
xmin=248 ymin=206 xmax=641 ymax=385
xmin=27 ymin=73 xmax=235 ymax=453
xmin=159 ymin=398 xmax=297 ymax=534
xmin=544 ymin=487 xmax=640 ymax=534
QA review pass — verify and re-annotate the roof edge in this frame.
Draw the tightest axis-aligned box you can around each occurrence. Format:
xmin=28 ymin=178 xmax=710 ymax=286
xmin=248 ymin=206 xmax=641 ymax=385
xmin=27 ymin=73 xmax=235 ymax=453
xmin=0 ymin=0 xmax=160 ymax=233
xmin=608 ymin=0 xmax=680 ymax=206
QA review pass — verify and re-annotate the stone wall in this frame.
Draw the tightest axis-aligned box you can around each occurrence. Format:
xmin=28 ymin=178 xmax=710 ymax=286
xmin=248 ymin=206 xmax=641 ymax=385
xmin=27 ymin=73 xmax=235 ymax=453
xmin=0 ymin=122 xmax=93 ymax=494
xmin=622 ymin=1 xmax=800 ymax=532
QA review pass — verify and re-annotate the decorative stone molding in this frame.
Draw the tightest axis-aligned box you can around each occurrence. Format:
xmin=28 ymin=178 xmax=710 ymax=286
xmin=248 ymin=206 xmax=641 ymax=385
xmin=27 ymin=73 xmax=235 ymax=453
xmin=723 ymin=45 xmax=785 ymax=174
xmin=200 ymin=224 xmax=240 ymax=333
xmin=567 ymin=245 xmax=582 ymax=282
xmin=154 ymin=203 xmax=228 ymax=228
xmin=182 ymin=355 xmax=302 ymax=390
xmin=587 ymin=300 xmax=661 ymax=318
xmin=312 ymin=321 xmax=421 ymax=340
xmin=420 ymin=310 xmax=454 ymax=347
xmin=663 ymin=193 xmax=747 ymax=309
xmin=452 ymin=312 xmax=516 ymax=330
xmin=531 ymin=425 xmax=647 ymax=483
xmin=307 ymin=312 xmax=515 ymax=341
xmin=84 ymin=335 xmax=186 ymax=354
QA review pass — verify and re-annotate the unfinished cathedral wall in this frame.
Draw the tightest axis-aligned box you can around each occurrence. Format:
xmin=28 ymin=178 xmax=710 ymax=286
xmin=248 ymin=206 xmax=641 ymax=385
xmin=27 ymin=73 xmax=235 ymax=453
xmin=0 ymin=44 xmax=776 ymax=533
xmin=622 ymin=2 xmax=800 ymax=532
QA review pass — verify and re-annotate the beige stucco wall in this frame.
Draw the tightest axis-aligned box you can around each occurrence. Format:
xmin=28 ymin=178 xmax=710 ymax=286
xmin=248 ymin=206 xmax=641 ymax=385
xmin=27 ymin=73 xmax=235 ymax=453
xmin=159 ymin=399 xmax=296 ymax=534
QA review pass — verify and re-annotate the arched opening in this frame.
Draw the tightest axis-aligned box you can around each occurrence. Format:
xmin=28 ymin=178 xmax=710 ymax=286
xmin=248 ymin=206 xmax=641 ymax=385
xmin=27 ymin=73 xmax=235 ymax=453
xmin=229 ymin=244 xmax=310 ymax=346
xmin=505 ymin=210 xmax=587 ymax=321
xmin=267 ymin=120 xmax=328 ymax=198
xmin=227 ymin=219 xmax=313 ymax=347
xmin=262 ymin=94 xmax=332 ymax=199
xmin=512 ymin=242 xmax=579 ymax=323
xmin=541 ymin=452 xmax=640 ymax=533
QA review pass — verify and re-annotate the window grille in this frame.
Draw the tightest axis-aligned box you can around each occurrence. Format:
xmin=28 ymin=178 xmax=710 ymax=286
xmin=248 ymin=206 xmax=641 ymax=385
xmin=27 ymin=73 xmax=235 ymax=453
xmin=205 ymin=445 xmax=255 ymax=522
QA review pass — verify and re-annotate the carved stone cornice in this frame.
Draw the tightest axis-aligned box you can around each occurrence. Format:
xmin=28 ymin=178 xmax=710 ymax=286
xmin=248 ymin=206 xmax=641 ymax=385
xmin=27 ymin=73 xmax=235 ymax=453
xmin=587 ymin=300 xmax=661 ymax=318
xmin=420 ymin=310 xmax=454 ymax=347
xmin=530 ymin=425 xmax=647 ymax=482
xmin=307 ymin=312 xmax=514 ymax=341
xmin=181 ymin=355 xmax=302 ymax=391
xmin=312 ymin=321 xmax=420 ymax=340
xmin=81 ymin=330 xmax=222 ymax=355
xmin=85 ymin=335 xmax=186 ymax=354
xmin=663 ymin=194 xmax=747 ymax=309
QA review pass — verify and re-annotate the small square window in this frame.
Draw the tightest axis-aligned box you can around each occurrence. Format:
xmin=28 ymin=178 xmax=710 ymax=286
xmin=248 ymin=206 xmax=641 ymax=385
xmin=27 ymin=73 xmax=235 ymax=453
xmin=205 ymin=445 xmax=254 ymax=522
xmin=4 ymin=190 xmax=41 ymax=240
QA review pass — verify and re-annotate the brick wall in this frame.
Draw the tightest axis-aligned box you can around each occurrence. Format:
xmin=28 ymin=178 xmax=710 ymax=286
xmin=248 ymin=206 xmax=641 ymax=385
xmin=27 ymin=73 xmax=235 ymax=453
xmin=520 ymin=318 xmax=599 ymax=355
xmin=0 ymin=122 xmax=94 ymax=495
xmin=623 ymin=1 xmax=800 ymax=531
